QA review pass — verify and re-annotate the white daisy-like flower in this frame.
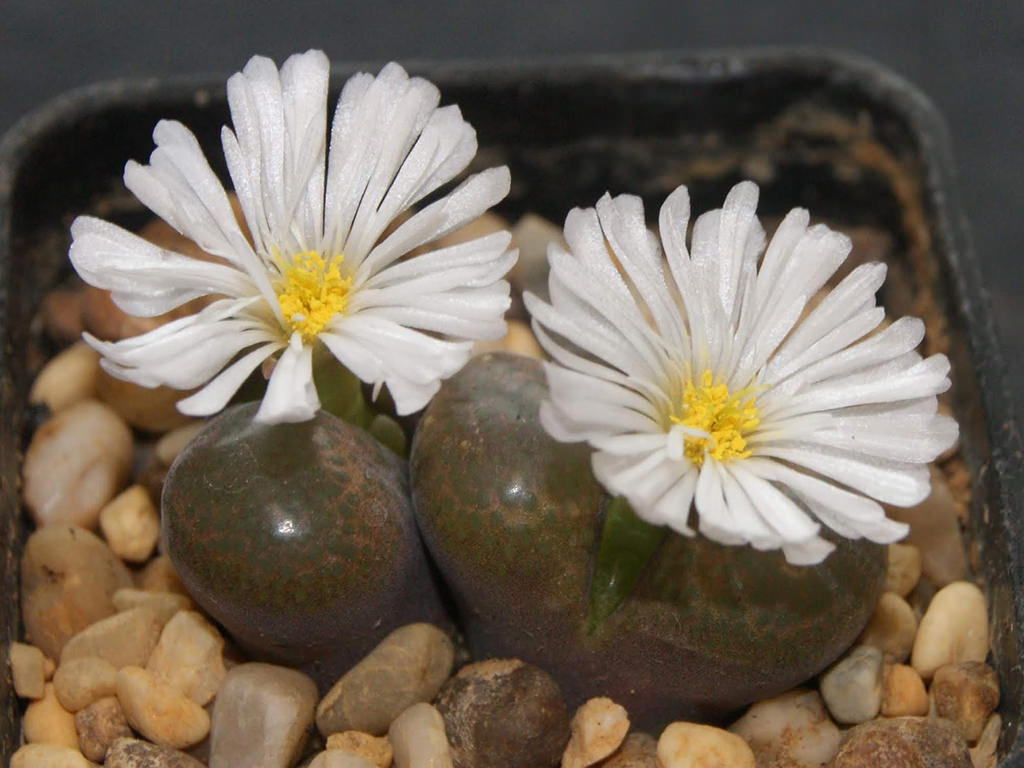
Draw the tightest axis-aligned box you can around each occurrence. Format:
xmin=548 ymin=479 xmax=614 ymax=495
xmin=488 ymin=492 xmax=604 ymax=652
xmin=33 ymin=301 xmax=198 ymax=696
xmin=525 ymin=181 xmax=958 ymax=565
xmin=70 ymin=50 xmax=516 ymax=423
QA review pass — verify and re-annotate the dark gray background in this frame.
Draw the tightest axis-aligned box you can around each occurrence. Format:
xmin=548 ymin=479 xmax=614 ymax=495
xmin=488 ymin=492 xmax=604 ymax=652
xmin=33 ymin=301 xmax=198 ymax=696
xmin=2 ymin=0 xmax=1021 ymax=414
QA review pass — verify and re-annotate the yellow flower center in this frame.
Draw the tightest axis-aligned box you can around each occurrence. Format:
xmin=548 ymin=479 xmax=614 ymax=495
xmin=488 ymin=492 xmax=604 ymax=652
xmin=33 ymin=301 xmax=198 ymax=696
xmin=275 ymin=251 xmax=352 ymax=343
xmin=670 ymin=370 xmax=760 ymax=466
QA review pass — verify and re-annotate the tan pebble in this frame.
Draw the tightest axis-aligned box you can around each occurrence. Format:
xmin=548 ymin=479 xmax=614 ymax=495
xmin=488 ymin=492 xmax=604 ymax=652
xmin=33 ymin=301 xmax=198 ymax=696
xmin=53 ymin=656 xmax=119 ymax=711
xmin=95 ymin=368 xmax=195 ymax=433
xmin=22 ymin=399 xmax=133 ymax=528
xmin=60 ymin=607 xmax=164 ymax=669
xmin=155 ymin=421 xmax=206 ymax=465
xmin=656 ymin=722 xmax=754 ymax=768
xmin=29 ymin=341 xmax=100 ymax=413
xmin=112 ymin=588 xmax=193 ymax=624
xmin=880 ymin=663 xmax=929 ymax=716
xmin=911 ymin=581 xmax=988 ymax=679
xmin=389 ymin=702 xmax=454 ymax=768
xmin=116 ymin=665 xmax=210 ymax=749
xmin=510 ymin=213 xmax=564 ymax=297
xmin=728 ymin=688 xmax=840 ymax=767
xmin=75 ymin=696 xmax=132 ymax=762
xmin=20 ymin=525 xmax=133 ymax=660
xmin=937 ymin=399 xmax=960 ymax=461
xmin=858 ymin=591 xmax=918 ymax=662
xmin=310 ymin=751 xmax=380 ymax=768
xmin=472 ymin=320 xmax=544 ymax=359
xmin=931 ymin=661 xmax=1000 ymax=743
xmin=601 ymin=732 xmax=658 ymax=767
xmin=325 ymin=731 xmax=394 ymax=767
xmin=886 ymin=466 xmax=967 ymax=586
xmin=147 ymin=610 xmax=226 ymax=705
xmin=39 ymin=288 xmax=85 ymax=344
xmin=562 ymin=697 xmax=629 ymax=768
xmin=99 ymin=485 xmax=161 ymax=562
xmin=137 ymin=554 xmax=190 ymax=595
xmin=23 ymin=682 xmax=79 ymax=748
xmin=10 ymin=641 xmax=48 ymax=699
xmin=969 ymin=713 xmax=1000 ymax=768
xmin=886 ymin=543 xmax=922 ymax=597
xmin=9 ymin=743 xmax=99 ymax=768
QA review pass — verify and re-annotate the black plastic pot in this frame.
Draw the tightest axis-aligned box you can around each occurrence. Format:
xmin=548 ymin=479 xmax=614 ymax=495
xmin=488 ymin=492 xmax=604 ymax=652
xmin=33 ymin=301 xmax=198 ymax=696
xmin=2 ymin=49 xmax=1021 ymax=763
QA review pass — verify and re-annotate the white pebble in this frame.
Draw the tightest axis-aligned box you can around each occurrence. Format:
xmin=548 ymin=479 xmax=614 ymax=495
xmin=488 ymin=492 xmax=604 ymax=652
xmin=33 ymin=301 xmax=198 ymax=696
xmin=562 ymin=697 xmax=630 ymax=768
xmin=819 ymin=645 xmax=883 ymax=725
xmin=53 ymin=656 xmax=118 ymax=712
xmin=22 ymin=400 xmax=133 ymax=528
xmin=657 ymin=722 xmax=754 ymax=768
xmin=60 ymin=607 xmax=164 ymax=669
xmin=147 ymin=610 xmax=226 ymax=705
xmin=116 ymin=665 xmax=210 ymax=749
xmin=729 ymin=688 xmax=840 ymax=767
xmin=389 ymin=702 xmax=454 ymax=768
xmin=98 ymin=485 xmax=160 ymax=563
xmin=10 ymin=642 xmax=48 ymax=699
xmin=911 ymin=581 xmax=988 ymax=679
xmin=29 ymin=341 xmax=100 ymax=413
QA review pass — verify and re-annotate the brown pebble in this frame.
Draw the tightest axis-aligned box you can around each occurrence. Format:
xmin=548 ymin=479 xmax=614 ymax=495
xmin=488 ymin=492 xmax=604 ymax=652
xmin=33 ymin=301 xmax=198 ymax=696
xmin=931 ymin=662 xmax=1000 ymax=743
xmin=600 ymin=732 xmax=658 ymax=767
xmin=436 ymin=658 xmax=570 ymax=768
xmin=881 ymin=664 xmax=929 ymax=717
xmin=105 ymin=737 xmax=206 ymax=768
xmin=832 ymin=717 xmax=971 ymax=767
xmin=75 ymin=696 xmax=132 ymax=762
xmin=39 ymin=288 xmax=85 ymax=344
xmin=95 ymin=369 xmax=195 ymax=433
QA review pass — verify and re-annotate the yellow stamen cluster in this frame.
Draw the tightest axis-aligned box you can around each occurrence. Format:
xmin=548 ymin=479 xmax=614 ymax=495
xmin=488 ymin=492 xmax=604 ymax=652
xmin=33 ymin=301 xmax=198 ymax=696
xmin=670 ymin=370 xmax=760 ymax=466
xmin=275 ymin=251 xmax=351 ymax=342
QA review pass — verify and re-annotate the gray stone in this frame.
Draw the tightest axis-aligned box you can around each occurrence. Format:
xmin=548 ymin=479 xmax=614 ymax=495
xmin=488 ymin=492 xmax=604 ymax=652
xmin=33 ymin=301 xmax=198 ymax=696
xmin=820 ymin=645 xmax=883 ymax=725
xmin=316 ymin=623 xmax=454 ymax=737
xmin=74 ymin=697 xmax=132 ymax=762
xmin=210 ymin=662 xmax=318 ymax=768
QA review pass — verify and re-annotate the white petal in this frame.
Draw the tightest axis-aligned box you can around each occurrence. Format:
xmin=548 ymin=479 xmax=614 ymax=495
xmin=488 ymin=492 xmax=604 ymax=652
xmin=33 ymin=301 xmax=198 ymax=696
xmin=177 ymin=341 xmax=284 ymax=416
xmin=256 ymin=335 xmax=320 ymax=423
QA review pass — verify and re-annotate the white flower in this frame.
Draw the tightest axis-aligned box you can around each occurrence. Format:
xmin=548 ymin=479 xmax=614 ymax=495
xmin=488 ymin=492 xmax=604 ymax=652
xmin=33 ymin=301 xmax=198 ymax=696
xmin=525 ymin=181 xmax=958 ymax=565
xmin=70 ymin=51 xmax=516 ymax=423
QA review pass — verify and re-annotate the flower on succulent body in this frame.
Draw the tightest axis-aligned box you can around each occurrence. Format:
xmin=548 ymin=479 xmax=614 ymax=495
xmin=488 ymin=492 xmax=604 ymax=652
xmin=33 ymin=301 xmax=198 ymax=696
xmin=70 ymin=50 xmax=516 ymax=423
xmin=525 ymin=181 xmax=958 ymax=565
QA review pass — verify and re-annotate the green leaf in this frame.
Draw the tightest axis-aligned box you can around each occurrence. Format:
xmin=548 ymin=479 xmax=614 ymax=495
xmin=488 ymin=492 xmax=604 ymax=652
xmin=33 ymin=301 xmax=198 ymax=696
xmin=369 ymin=413 xmax=409 ymax=458
xmin=312 ymin=348 xmax=373 ymax=429
xmin=586 ymin=496 xmax=667 ymax=633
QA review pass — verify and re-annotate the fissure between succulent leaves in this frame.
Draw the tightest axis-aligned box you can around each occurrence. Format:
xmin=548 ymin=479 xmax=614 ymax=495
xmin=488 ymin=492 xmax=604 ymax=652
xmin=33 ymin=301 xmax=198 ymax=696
xmin=275 ymin=251 xmax=351 ymax=342
xmin=670 ymin=370 xmax=760 ymax=466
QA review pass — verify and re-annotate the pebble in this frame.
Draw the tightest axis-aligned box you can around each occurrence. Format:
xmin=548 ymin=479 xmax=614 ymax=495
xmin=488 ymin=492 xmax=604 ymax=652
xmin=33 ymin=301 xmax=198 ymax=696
xmin=886 ymin=467 xmax=967 ymax=586
xmin=95 ymin=368 xmax=195 ymax=433
xmin=20 ymin=525 xmax=133 ymax=660
xmin=819 ymin=645 xmax=883 ymax=725
xmin=969 ymin=714 xmax=1000 ymax=768
xmin=831 ymin=716 xmax=971 ymax=767
xmin=857 ymin=592 xmax=918 ymax=662
xmin=136 ymin=555 xmax=190 ymax=595
xmin=116 ymin=666 xmax=210 ymax=749
xmin=53 ymin=656 xmax=119 ymax=711
xmin=728 ymin=688 xmax=840 ymax=767
xmin=309 ymin=753 xmax=380 ymax=768
xmin=510 ymin=213 xmax=564 ymax=300
xmin=60 ymin=606 xmax=164 ymax=669
xmin=436 ymin=658 xmax=570 ymax=768
xmin=880 ymin=664 xmax=929 ymax=717
xmin=154 ymin=421 xmax=206 ymax=466
xmin=9 ymin=743 xmax=99 ymax=768
xmin=561 ymin=697 xmax=630 ymax=768
xmin=39 ymin=288 xmax=85 ymax=344
xmin=656 ymin=722 xmax=755 ymax=768
xmin=472 ymin=320 xmax=544 ymax=359
xmin=910 ymin=581 xmax=989 ymax=679
xmin=74 ymin=696 xmax=132 ymax=762
xmin=600 ymin=733 xmax=658 ymax=767
xmin=112 ymin=588 xmax=193 ymax=625
xmin=389 ymin=702 xmax=454 ymax=768
xmin=316 ymin=623 xmax=455 ymax=737
xmin=104 ymin=737 xmax=206 ymax=768
xmin=98 ymin=485 xmax=161 ymax=563
xmin=29 ymin=341 xmax=100 ymax=413
xmin=885 ymin=543 xmax=922 ymax=598
xmin=10 ymin=641 xmax=48 ymax=699
xmin=22 ymin=399 xmax=133 ymax=528
xmin=324 ymin=732 xmax=394 ymax=767
xmin=23 ymin=682 xmax=79 ymax=749
xmin=147 ymin=610 xmax=226 ymax=705
xmin=930 ymin=661 xmax=1000 ymax=742
xmin=209 ymin=662 xmax=318 ymax=768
